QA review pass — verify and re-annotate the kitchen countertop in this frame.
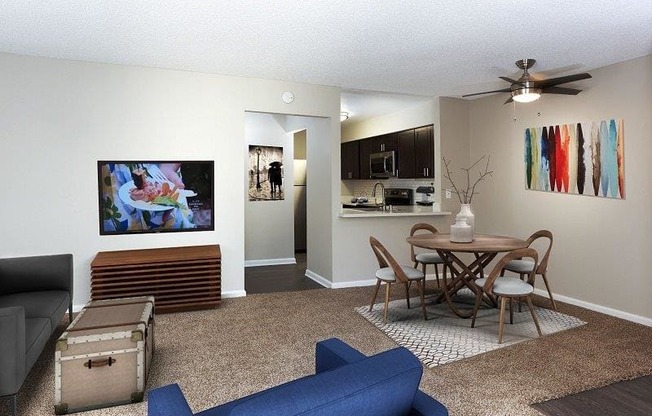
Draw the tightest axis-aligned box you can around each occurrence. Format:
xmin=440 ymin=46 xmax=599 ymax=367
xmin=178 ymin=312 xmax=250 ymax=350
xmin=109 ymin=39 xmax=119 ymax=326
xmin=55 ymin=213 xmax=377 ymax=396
xmin=339 ymin=204 xmax=451 ymax=218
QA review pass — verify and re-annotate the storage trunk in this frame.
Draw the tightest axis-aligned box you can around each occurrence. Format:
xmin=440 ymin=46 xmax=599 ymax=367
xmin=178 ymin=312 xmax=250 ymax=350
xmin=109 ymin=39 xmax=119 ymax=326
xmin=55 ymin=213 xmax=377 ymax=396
xmin=54 ymin=296 xmax=154 ymax=414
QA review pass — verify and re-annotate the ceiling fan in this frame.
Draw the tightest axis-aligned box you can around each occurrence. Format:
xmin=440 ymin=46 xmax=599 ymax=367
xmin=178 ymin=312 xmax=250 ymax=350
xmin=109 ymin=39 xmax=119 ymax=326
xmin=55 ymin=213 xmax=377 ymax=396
xmin=462 ymin=59 xmax=592 ymax=104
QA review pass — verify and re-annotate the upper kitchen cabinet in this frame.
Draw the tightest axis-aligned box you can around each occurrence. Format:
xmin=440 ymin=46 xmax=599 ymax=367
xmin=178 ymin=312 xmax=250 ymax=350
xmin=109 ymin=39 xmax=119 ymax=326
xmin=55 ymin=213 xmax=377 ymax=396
xmin=341 ymin=140 xmax=360 ymax=180
xmin=358 ymin=138 xmax=373 ymax=179
xmin=414 ymin=125 xmax=434 ymax=178
xmin=371 ymin=132 xmax=398 ymax=153
xmin=397 ymin=129 xmax=416 ymax=178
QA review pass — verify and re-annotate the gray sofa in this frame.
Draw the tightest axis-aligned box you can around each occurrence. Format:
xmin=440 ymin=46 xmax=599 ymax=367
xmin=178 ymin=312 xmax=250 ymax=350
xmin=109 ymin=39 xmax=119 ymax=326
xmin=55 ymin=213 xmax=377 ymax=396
xmin=0 ymin=254 xmax=73 ymax=416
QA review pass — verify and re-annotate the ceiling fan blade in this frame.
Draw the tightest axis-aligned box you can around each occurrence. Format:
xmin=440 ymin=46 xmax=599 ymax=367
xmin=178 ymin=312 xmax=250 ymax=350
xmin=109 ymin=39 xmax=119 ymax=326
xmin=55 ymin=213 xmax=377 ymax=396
xmin=462 ymin=88 xmax=512 ymax=98
xmin=504 ymin=97 xmax=513 ymax=104
xmin=536 ymin=73 xmax=592 ymax=88
xmin=542 ymin=86 xmax=582 ymax=95
xmin=499 ymin=76 xmax=523 ymax=85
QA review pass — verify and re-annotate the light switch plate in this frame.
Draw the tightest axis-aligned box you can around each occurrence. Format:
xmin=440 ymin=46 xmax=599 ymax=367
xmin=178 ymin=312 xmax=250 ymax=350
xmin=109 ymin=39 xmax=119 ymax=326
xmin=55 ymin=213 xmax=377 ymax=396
xmin=445 ymin=189 xmax=452 ymax=199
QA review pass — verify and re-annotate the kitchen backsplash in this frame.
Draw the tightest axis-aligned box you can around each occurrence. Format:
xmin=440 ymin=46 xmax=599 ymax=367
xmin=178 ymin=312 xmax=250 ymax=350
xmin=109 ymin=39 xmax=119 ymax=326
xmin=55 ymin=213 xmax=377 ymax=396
xmin=345 ymin=179 xmax=436 ymax=201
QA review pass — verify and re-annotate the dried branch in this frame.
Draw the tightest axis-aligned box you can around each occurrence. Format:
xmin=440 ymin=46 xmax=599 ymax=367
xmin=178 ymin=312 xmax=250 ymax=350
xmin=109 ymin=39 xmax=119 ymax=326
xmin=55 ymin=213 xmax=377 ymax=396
xmin=442 ymin=155 xmax=493 ymax=204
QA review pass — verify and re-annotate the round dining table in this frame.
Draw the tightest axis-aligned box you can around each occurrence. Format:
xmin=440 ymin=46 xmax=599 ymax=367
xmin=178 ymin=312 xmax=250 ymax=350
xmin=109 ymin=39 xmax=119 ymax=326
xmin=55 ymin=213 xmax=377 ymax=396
xmin=406 ymin=233 xmax=528 ymax=318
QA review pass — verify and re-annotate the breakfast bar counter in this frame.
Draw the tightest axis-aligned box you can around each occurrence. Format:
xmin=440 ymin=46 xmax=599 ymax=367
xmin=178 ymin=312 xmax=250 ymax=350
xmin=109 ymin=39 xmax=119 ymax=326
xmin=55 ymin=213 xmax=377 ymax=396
xmin=339 ymin=205 xmax=451 ymax=218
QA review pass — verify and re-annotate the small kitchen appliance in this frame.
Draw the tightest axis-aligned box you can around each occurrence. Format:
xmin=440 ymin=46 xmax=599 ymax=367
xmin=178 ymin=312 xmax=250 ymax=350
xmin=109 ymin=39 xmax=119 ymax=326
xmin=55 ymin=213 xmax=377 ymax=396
xmin=415 ymin=185 xmax=435 ymax=206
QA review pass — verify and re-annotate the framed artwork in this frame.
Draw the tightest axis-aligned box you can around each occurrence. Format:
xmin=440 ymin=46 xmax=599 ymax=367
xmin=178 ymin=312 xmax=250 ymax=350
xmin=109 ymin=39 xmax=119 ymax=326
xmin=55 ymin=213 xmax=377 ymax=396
xmin=524 ymin=119 xmax=624 ymax=199
xmin=248 ymin=145 xmax=284 ymax=201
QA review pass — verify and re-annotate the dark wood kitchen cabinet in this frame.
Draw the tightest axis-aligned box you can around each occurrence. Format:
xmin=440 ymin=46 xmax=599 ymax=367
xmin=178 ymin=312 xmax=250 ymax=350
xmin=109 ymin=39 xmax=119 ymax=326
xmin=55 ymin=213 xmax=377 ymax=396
xmin=371 ymin=132 xmax=398 ymax=153
xmin=341 ymin=140 xmax=360 ymax=180
xmin=414 ymin=125 xmax=434 ymax=178
xmin=358 ymin=138 xmax=373 ymax=179
xmin=397 ymin=129 xmax=416 ymax=178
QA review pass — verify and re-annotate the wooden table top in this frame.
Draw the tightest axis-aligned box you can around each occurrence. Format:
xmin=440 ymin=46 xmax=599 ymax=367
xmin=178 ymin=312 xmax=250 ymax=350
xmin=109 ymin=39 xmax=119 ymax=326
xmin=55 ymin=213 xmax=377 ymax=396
xmin=407 ymin=233 xmax=528 ymax=253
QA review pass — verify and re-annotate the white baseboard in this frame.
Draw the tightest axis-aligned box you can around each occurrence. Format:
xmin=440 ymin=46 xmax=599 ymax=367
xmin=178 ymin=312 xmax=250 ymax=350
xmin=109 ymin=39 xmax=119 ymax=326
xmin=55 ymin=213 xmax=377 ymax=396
xmin=222 ymin=290 xmax=247 ymax=298
xmin=245 ymin=258 xmax=296 ymax=267
xmin=533 ymin=288 xmax=651 ymax=327
xmin=305 ymin=269 xmax=331 ymax=288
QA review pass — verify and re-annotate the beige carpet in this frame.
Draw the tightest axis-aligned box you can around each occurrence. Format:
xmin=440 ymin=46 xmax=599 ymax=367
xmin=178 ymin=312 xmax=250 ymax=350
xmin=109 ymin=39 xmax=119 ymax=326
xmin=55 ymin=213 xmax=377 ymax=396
xmin=4 ymin=286 xmax=652 ymax=416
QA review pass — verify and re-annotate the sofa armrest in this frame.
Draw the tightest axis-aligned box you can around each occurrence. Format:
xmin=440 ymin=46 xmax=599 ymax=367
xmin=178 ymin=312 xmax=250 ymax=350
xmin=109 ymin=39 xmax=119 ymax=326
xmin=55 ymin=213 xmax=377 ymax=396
xmin=0 ymin=254 xmax=73 ymax=298
xmin=315 ymin=337 xmax=367 ymax=374
xmin=0 ymin=306 xmax=27 ymax=397
xmin=408 ymin=390 xmax=449 ymax=416
xmin=148 ymin=383 xmax=194 ymax=416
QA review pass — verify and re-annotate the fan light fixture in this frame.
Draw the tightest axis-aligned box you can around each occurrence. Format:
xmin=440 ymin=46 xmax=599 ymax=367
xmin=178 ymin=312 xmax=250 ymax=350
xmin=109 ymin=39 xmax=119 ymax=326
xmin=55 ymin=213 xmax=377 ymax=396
xmin=511 ymin=87 xmax=542 ymax=103
xmin=340 ymin=111 xmax=349 ymax=122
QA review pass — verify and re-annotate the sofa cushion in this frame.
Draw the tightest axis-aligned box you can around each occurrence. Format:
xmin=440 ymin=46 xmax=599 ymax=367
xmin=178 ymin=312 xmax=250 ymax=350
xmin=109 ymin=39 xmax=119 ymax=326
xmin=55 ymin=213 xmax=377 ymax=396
xmin=198 ymin=347 xmax=422 ymax=416
xmin=0 ymin=290 xmax=69 ymax=329
xmin=24 ymin=317 xmax=51 ymax=372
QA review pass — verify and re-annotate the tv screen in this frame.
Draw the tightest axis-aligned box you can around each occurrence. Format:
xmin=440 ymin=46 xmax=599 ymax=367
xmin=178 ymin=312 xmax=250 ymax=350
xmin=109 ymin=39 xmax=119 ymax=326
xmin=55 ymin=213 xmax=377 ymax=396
xmin=98 ymin=161 xmax=214 ymax=235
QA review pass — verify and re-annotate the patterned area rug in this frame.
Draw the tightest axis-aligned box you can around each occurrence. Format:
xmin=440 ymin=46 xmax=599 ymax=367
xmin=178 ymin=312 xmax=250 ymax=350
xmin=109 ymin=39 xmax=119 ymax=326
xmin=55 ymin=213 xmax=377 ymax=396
xmin=355 ymin=289 xmax=586 ymax=367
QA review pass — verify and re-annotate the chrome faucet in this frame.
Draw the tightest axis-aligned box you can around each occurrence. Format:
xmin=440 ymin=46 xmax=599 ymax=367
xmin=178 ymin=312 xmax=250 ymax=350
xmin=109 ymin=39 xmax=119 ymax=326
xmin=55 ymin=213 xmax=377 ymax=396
xmin=372 ymin=182 xmax=385 ymax=210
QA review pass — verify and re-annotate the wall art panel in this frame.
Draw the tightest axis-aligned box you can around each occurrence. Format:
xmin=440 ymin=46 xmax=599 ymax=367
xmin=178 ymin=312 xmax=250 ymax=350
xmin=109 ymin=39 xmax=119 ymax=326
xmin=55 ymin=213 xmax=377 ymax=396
xmin=524 ymin=119 xmax=624 ymax=199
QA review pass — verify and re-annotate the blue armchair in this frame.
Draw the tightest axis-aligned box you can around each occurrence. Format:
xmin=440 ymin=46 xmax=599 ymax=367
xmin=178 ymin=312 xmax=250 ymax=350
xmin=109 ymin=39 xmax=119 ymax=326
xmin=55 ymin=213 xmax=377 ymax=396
xmin=148 ymin=337 xmax=447 ymax=416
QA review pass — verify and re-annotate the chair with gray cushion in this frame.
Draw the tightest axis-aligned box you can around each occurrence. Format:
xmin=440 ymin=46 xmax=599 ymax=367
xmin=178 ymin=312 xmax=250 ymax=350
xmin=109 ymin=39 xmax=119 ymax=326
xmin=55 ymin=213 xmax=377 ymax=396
xmin=409 ymin=223 xmax=446 ymax=289
xmin=500 ymin=229 xmax=556 ymax=310
xmin=471 ymin=248 xmax=543 ymax=344
xmin=369 ymin=236 xmax=427 ymax=322
xmin=0 ymin=254 xmax=73 ymax=416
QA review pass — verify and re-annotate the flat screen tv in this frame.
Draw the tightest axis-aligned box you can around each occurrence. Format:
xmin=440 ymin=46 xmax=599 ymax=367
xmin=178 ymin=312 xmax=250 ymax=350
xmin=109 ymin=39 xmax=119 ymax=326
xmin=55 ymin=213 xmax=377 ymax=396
xmin=98 ymin=161 xmax=214 ymax=235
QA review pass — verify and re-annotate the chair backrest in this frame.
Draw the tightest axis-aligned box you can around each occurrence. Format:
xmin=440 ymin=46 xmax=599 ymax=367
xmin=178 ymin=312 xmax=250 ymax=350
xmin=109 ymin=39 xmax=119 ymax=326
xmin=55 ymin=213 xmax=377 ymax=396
xmin=408 ymin=223 xmax=439 ymax=262
xmin=369 ymin=236 xmax=409 ymax=283
xmin=526 ymin=230 xmax=553 ymax=274
xmin=482 ymin=248 xmax=538 ymax=293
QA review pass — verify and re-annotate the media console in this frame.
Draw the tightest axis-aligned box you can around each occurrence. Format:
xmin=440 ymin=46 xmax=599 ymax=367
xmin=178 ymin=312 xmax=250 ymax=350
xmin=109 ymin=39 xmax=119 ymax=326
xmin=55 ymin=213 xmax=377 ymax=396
xmin=91 ymin=245 xmax=221 ymax=313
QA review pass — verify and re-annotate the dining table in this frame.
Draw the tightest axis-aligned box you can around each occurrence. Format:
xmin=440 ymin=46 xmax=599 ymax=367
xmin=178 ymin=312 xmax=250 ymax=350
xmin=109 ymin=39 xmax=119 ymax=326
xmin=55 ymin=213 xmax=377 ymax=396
xmin=406 ymin=233 xmax=528 ymax=318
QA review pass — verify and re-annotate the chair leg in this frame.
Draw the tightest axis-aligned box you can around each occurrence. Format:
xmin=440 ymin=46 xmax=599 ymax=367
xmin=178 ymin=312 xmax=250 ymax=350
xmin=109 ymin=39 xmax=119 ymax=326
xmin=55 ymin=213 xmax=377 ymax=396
xmin=526 ymin=296 xmax=543 ymax=337
xmin=7 ymin=394 xmax=17 ymax=416
xmin=69 ymin=302 xmax=73 ymax=324
xmin=434 ymin=264 xmax=441 ymax=288
xmin=471 ymin=288 xmax=483 ymax=328
xmin=518 ymin=273 xmax=526 ymax=312
xmin=405 ymin=282 xmax=411 ymax=309
xmin=498 ymin=296 xmax=507 ymax=344
xmin=418 ymin=278 xmax=428 ymax=320
xmin=369 ymin=280 xmax=381 ymax=312
xmin=509 ymin=298 xmax=513 ymax=324
xmin=383 ymin=282 xmax=391 ymax=322
xmin=541 ymin=273 xmax=558 ymax=310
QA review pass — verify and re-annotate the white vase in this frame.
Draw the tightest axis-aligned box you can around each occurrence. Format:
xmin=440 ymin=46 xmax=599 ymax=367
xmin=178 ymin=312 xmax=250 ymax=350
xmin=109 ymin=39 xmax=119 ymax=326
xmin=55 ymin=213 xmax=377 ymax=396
xmin=450 ymin=215 xmax=473 ymax=243
xmin=457 ymin=204 xmax=475 ymax=236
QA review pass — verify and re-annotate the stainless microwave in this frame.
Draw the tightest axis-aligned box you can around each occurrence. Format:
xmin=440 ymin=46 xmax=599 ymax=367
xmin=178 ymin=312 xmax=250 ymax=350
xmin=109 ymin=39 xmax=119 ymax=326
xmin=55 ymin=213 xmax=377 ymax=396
xmin=370 ymin=151 xmax=396 ymax=178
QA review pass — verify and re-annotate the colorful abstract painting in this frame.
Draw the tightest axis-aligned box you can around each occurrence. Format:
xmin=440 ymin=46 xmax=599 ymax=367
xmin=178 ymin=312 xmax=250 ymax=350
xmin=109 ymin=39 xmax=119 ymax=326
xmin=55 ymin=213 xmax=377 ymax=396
xmin=524 ymin=119 xmax=624 ymax=199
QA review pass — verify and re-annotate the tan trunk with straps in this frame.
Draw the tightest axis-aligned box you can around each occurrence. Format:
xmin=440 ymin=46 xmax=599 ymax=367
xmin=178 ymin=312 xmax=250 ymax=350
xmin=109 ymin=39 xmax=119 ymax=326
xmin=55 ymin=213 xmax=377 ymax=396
xmin=54 ymin=296 xmax=154 ymax=414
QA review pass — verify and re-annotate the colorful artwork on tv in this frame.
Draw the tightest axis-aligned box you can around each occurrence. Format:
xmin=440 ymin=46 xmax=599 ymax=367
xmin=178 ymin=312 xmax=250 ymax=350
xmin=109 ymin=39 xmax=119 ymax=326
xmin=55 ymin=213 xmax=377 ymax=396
xmin=98 ymin=161 xmax=214 ymax=235
xmin=524 ymin=119 xmax=624 ymax=199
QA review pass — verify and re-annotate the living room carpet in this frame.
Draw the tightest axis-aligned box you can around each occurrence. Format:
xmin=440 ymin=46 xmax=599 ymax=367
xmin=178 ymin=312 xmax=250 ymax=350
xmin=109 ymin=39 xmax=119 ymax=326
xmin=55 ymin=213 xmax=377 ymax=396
xmin=3 ymin=286 xmax=652 ymax=416
xmin=356 ymin=289 xmax=586 ymax=367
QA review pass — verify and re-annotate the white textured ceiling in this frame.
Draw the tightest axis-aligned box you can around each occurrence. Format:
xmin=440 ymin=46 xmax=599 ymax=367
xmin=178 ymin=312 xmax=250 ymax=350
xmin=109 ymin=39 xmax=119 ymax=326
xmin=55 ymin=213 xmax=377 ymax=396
xmin=1 ymin=1 xmax=650 ymax=121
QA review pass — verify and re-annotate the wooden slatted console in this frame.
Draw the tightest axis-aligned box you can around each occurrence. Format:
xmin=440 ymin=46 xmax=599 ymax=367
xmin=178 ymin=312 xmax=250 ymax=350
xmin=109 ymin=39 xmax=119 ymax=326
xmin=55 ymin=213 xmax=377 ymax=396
xmin=91 ymin=245 xmax=221 ymax=313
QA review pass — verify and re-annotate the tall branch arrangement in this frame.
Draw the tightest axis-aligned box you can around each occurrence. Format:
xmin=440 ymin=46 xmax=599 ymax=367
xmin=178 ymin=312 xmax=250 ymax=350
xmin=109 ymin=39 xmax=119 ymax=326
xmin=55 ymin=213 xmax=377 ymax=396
xmin=442 ymin=155 xmax=493 ymax=204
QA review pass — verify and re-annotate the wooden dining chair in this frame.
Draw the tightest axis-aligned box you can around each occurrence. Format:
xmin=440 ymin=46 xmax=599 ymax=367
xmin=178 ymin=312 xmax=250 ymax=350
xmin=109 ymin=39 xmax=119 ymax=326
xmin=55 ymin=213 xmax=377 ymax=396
xmin=369 ymin=236 xmax=428 ymax=322
xmin=471 ymin=248 xmax=543 ymax=344
xmin=409 ymin=223 xmax=446 ymax=289
xmin=500 ymin=230 xmax=556 ymax=310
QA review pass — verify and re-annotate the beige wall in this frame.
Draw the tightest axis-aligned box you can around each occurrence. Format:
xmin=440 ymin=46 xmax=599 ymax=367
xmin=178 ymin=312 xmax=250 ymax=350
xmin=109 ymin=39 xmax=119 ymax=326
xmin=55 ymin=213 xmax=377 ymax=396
xmin=468 ymin=55 xmax=652 ymax=321
xmin=0 ymin=52 xmax=340 ymax=307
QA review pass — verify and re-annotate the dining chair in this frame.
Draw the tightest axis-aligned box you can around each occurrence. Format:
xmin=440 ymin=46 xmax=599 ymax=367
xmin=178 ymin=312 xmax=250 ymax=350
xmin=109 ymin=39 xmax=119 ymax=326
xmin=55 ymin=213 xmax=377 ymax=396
xmin=471 ymin=248 xmax=543 ymax=344
xmin=409 ymin=223 xmax=446 ymax=289
xmin=500 ymin=230 xmax=556 ymax=310
xmin=369 ymin=236 xmax=428 ymax=322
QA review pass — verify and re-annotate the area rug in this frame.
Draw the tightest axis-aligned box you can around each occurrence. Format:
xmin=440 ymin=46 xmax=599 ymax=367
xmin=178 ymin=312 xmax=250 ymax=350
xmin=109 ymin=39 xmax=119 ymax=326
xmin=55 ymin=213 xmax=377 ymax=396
xmin=355 ymin=289 xmax=586 ymax=367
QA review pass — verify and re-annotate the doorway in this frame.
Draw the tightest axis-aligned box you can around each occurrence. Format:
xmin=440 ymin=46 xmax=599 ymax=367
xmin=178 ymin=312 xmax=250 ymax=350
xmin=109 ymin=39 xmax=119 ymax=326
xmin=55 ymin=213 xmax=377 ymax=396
xmin=244 ymin=113 xmax=326 ymax=294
